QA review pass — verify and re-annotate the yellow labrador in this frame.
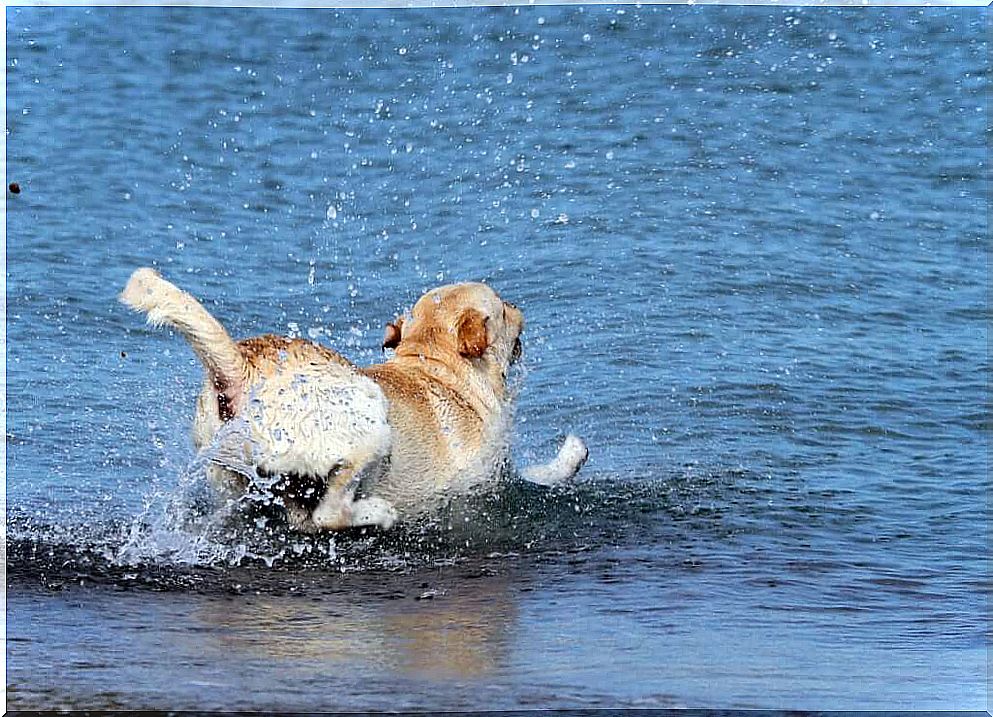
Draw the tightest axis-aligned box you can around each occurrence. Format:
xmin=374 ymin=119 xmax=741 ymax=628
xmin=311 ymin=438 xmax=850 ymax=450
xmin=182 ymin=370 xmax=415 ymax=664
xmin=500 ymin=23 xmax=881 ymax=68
xmin=120 ymin=268 xmax=588 ymax=531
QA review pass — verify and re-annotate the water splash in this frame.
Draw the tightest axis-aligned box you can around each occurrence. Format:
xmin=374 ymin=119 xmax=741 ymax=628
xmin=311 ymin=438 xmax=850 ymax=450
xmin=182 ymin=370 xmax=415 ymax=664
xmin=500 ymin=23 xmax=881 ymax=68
xmin=8 ymin=428 xmax=753 ymax=594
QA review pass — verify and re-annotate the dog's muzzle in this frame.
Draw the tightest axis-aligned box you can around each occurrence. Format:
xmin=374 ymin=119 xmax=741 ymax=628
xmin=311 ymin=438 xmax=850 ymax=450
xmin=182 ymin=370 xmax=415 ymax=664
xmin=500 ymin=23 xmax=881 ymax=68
xmin=511 ymin=336 xmax=522 ymax=363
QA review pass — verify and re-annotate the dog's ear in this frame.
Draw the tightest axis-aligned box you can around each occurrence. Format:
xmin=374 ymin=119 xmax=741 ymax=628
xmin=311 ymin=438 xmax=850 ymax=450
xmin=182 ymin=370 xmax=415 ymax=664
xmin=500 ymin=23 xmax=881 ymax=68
xmin=456 ymin=308 xmax=489 ymax=358
xmin=382 ymin=317 xmax=404 ymax=350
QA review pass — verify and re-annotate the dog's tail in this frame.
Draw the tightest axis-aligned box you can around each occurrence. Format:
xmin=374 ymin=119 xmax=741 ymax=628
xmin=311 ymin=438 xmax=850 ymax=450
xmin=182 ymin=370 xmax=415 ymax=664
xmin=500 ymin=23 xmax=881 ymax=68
xmin=120 ymin=268 xmax=247 ymax=408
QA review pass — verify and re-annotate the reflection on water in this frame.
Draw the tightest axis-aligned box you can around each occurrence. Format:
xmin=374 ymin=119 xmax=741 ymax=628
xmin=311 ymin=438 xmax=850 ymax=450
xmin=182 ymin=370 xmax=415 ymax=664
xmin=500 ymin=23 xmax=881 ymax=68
xmin=384 ymin=582 xmax=515 ymax=679
xmin=191 ymin=570 xmax=517 ymax=679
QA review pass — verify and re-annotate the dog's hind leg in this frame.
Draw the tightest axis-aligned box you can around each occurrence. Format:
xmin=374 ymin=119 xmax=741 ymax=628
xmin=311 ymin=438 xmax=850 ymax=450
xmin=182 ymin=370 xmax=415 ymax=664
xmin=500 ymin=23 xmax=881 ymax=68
xmin=520 ymin=434 xmax=589 ymax=486
xmin=285 ymin=499 xmax=319 ymax=533
xmin=309 ymin=462 xmax=398 ymax=531
xmin=348 ymin=496 xmax=398 ymax=529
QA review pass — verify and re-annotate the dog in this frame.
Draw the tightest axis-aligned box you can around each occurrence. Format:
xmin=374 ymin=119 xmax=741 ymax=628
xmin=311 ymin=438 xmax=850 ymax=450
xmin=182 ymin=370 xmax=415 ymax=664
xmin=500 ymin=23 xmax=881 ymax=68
xmin=120 ymin=268 xmax=588 ymax=532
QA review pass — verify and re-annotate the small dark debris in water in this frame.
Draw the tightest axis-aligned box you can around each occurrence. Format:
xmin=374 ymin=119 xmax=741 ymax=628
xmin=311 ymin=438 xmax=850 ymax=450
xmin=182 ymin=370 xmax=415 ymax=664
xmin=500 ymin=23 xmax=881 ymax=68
xmin=120 ymin=351 xmax=127 ymax=358
xmin=9 ymin=182 xmax=21 ymax=194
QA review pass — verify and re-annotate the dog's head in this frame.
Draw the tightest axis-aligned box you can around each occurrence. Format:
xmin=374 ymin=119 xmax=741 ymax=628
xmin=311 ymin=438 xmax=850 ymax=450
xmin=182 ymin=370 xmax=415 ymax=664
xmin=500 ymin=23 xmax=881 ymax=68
xmin=383 ymin=282 xmax=524 ymax=387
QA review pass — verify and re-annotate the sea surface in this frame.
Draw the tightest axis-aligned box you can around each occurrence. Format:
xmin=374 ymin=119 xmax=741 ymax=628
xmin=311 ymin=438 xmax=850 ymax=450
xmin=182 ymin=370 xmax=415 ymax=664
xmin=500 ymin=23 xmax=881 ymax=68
xmin=5 ymin=6 xmax=988 ymax=711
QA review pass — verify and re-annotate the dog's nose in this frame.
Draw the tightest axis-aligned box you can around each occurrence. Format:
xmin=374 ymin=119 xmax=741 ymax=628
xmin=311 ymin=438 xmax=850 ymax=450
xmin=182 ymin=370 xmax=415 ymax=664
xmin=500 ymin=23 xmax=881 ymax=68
xmin=503 ymin=300 xmax=523 ymax=325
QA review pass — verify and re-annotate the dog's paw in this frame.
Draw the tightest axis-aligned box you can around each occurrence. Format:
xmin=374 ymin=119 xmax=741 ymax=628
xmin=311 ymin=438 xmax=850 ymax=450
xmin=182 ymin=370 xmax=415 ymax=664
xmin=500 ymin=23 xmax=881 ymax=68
xmin=521 ymin=434 xmax=589 ymax=486
xmin=351 ymin=497 xmax=398 ymax=531
xmin=559 ymin=434 xmax=589 ymax=473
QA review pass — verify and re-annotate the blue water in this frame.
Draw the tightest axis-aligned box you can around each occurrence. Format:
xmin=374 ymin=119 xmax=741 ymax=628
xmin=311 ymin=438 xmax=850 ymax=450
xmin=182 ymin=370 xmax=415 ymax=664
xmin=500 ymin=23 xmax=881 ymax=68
xmin=5 ymin=5 xmax=988 ymax=710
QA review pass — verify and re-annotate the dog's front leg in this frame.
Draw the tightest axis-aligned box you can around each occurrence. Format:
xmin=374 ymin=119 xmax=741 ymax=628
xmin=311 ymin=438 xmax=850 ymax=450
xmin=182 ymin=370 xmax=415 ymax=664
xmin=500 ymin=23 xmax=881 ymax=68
xmin=521 ymin=434 xmax=589 ymax=486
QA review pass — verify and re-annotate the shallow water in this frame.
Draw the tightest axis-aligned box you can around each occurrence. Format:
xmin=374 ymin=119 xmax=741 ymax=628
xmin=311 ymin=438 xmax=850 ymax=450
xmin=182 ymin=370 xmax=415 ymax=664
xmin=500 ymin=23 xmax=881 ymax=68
xmin=5 ymin=6 xmax=988 ymax=710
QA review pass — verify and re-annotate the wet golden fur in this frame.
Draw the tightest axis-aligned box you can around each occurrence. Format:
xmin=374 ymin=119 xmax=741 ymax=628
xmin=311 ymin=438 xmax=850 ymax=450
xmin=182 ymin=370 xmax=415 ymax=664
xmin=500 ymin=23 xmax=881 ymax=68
xmin=121 ymin=269 xmax=585 ymax=532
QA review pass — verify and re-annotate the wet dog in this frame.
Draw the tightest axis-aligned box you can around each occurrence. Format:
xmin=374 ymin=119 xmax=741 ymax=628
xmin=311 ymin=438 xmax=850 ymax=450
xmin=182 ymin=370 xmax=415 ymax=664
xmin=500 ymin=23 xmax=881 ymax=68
xmin=121 ymin=268 xmax=588 ymax=531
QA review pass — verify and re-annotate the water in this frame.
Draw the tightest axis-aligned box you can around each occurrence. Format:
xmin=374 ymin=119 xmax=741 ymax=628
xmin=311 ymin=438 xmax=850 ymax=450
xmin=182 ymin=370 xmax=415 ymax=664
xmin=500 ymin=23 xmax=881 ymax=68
xmin=5 ymin=6 xmax=988 ymax=710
